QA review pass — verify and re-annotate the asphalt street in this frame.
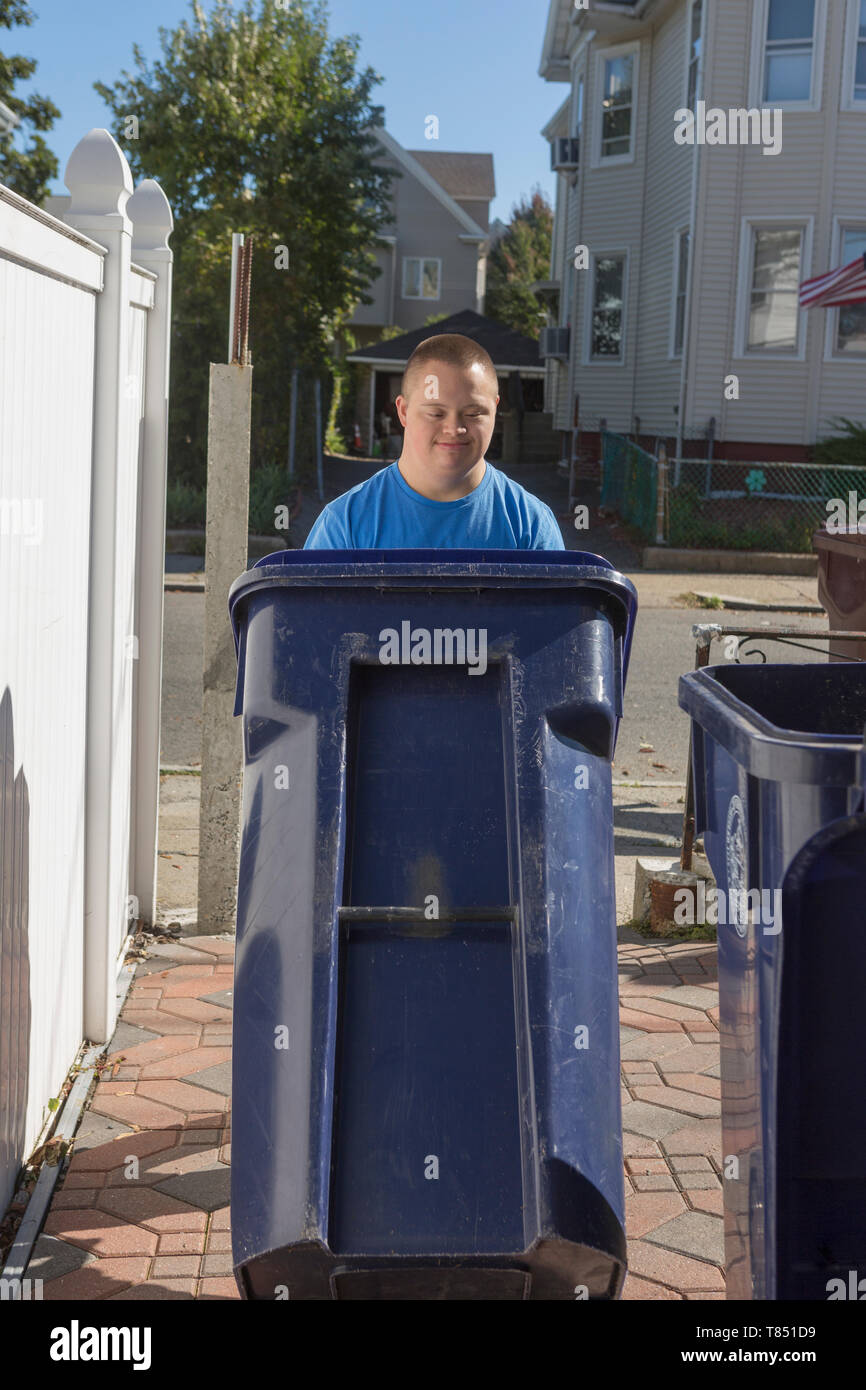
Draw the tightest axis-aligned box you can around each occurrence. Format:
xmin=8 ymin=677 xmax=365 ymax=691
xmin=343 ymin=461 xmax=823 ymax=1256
xmin=159 ymin=589 xmax=831 ymax=776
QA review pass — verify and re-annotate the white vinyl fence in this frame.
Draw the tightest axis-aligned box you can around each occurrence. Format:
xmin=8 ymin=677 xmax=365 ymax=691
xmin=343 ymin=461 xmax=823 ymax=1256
xmin=0 ymin=129 xmax=173 ymax=1214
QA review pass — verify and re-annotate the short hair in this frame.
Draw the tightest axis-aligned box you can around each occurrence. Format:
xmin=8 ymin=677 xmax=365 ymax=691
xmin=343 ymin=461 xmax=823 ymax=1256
xmin=400 ymin=334 xmax=499 ymax=403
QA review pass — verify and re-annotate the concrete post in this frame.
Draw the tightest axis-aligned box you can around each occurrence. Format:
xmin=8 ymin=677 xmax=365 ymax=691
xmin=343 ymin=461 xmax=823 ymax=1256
xmin=195 ymin=364 xmax=252 ymax=935
xmin=63 ymin=128 xmax=134 ymax=1043
xmin=128 ymin=179 xmax=174 ymax=929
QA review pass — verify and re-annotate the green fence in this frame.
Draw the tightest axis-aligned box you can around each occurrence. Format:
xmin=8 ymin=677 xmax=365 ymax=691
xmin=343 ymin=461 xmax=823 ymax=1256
xmin=600 ymin=431 xmax=658 ymax=541
xmin=668 ymin=458 xmax=866 ymax=553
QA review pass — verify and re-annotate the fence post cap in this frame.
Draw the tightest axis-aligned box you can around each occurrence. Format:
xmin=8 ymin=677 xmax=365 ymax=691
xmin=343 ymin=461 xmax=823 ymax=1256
xmin=128 ymin=179 xmax=173 ymax=252
xmin=65 ymin=128 xmax=134 ymax=216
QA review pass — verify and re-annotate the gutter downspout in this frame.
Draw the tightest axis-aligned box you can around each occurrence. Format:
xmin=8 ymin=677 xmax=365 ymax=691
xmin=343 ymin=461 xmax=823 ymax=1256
xmin=676 ymin=0 xmax=705 ymax=473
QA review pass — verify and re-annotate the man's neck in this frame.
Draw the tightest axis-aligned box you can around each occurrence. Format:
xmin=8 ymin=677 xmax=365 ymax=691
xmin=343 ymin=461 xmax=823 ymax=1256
xmin=397 ymin=455 xmax=487 ymax=502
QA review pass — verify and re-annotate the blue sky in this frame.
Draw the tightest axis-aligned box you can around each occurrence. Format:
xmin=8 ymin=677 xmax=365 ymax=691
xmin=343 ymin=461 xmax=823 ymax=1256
xmin=9 ymin=0 xmax=561 ymax=220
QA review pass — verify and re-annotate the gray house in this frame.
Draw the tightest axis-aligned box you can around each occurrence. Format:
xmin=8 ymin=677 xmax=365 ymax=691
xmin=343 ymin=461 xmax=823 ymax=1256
xmin=344 ymin=129 xmax=554 ymax=460
xmin=538 ymin=0 xmax=866 ymax=467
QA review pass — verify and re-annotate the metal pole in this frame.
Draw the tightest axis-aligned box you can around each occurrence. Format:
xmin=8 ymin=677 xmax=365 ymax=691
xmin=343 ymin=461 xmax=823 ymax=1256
xmin=288 ymin=366 xmax=298 ymax=479
xmin=656 ymin=440 xmax=667 ymax=545
xmin=314 ymin=375 xmax=323 ymax=501
xmin=228 ymin=232 xmax=243 ymax=363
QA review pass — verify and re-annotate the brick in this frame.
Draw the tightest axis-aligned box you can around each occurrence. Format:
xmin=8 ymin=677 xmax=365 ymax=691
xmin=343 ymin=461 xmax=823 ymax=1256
xmin=625 ymin=1192 xmax=686 ymax=1239
xmin=632 ymin=1174 xmax=677 ymax=1191
xmin=198 ymin=1276 xmax=241 ymax=1299
xmin=42 ymin=1257 xmax=152 ymax=1300
xmin=43 ymin=1211 xmax=158 ymax=1258
xmin=152 ymin=1255 xmax=201 ymax=1277
xmin=627 ymin=1241 xmax=725 ymax=1290
xmin=158 ymin=1232 xmax=207 ymax=1255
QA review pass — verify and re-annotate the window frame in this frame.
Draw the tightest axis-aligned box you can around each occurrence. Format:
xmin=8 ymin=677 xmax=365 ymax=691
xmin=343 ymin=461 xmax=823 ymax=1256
xmin=842 ymin=0 xmax=866 ymax=109
xmin=734 ymin=216 xmax=813 ymax=361
xmin=401 ymin=256 xmax=442 ymax=301
xmin=584 ymin=248 xmax=629 ymax=366
xmin=748 ymin=0 xmax=826 ymax=112
xmin=591 ymin=41 xmax=641 ymax=168
xmin=670 ymin=226 xmax=691 ymax=359
xmin=684 ymin=0 xmax=704 ymax=110
xmin=823 ymin=217 xmax=866 ymax=360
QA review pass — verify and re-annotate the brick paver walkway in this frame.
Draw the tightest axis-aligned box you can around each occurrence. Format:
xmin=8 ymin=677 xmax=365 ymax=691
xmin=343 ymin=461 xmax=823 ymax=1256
xmin=30 ymin=934 xmax=723 ymax=1299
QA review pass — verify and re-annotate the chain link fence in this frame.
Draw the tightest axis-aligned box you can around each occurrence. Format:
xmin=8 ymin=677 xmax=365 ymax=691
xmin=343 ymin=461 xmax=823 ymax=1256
xmin=668 ymin=458 xmax=866 ymax=552
xmin=600 ymin=430 xmax=866 ymax=552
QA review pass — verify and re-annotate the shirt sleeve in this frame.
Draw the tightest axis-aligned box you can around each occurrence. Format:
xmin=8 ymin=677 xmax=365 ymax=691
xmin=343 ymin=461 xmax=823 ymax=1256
xmin=303 ymin=503 xmax=351 ymax=549
xmin=527 ymin=504 xmax=566 ymax=550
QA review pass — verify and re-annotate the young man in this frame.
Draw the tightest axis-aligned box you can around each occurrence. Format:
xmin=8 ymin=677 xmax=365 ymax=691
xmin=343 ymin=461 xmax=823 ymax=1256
xmin=304 ymin=334 xmax=565 ymax=549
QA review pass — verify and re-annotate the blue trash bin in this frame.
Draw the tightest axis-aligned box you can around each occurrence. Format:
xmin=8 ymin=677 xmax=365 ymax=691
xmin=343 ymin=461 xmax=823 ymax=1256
xmin=228 ymin=549 xmax=637 ymax=1300
xmin=679 ymin=661 xmax=866 ymax=1301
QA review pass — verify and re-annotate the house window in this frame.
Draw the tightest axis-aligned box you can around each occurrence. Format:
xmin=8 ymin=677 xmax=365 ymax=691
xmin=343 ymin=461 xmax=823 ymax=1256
xmin=402 ymin=257 xmax=440 ymax=299
xmin=762 ymin=0 xmax=817 ymax=103
xmin=673 ymin=229 xmax=690 ymax=356
xmin=686 ymin=0 xmax=703 ymax=109
xmin=835 ymin=227 xmax=866 ymax=354
xmin=600 ymin=53 xmax=635 ymax=160
xmin=575 ymin=76 xmax=584 ymax=136
xmin=591 ymin=255 xmax=626 ymax=359
xmin=747 ymin=226 xmax=803 ymax=351
xmin=845 ymin=0 xmax=866 ymax=105
xmin=857 ymin=0 xmax=866 ymax=97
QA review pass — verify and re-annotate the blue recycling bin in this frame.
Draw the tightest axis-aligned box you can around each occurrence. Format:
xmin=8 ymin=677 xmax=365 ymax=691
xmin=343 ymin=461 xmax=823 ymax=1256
xmin=228 ymin=549 xmax=637 ymax=1300
xmin=679 ymin=661 xmax=866 ymax=1301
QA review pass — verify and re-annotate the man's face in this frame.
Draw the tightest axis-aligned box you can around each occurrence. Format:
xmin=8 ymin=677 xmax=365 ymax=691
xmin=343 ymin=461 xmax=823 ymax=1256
xmin=395 ymin=360 xmax=499 ymax=482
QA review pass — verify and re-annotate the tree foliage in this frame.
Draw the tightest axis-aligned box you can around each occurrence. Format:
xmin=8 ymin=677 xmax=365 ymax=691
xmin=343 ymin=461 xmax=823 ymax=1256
xmin=484 ymin=188 xmax=553 ymax=340
xmin=95 ymin=0 xmax=398 ymax=486
xmin=0 ymin=0 xmax=60 ymax=203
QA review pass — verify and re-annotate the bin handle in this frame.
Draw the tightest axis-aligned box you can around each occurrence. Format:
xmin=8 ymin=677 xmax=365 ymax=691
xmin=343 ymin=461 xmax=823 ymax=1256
xmin=233 ymin=622 xmax=247 ymax=718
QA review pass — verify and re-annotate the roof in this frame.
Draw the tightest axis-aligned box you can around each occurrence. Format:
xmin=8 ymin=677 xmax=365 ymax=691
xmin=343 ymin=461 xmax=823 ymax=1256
xmin=404 ymin=151 xmax=495 ymax=201
xmin=344 ymin=308 xmax=545 ymax=375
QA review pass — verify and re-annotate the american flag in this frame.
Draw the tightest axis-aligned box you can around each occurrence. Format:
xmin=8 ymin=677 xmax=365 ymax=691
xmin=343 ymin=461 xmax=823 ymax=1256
xmin=799 ymin=253 xmax=866 ymax=308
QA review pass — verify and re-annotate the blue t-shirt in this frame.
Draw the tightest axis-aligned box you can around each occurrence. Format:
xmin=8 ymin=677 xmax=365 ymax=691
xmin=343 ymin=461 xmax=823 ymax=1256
xmin=303 ymin=460 xmax=565 ymax=550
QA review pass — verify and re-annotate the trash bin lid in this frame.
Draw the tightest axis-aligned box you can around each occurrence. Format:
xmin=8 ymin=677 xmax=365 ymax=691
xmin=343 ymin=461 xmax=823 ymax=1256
xmin=228 ymin=547 xmax=638 ymax=683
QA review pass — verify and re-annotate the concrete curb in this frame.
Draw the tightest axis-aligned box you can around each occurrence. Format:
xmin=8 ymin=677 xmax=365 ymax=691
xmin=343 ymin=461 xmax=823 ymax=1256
xmin=691 ymin=591 xmax=825 ymax=614
xmin=643 ymin=547 xmax=817 ymax=576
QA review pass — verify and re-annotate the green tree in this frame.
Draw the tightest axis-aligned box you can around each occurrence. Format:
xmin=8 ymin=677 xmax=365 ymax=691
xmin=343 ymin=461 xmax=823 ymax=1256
xmin=484 ymin=188 xmax=553 ymax=340
xmin=95 ymin=0 xmax=398 ymax=488
xmin=0 ymin=0 xmax=60 ymax=203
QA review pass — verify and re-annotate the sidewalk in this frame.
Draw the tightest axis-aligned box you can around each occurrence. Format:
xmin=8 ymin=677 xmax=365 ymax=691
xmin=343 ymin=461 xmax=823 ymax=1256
xmin=27 ymin=772 xmax=724 ymax=1300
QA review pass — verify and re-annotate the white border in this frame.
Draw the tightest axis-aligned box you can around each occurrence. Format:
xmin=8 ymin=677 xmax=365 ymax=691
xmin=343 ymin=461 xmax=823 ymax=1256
xmin=734 ymin=215 xmax=814 ymax=361
xmin=823 ymin=214 xmax=866 ymax=359
xmin=591 ymin=41 xmax=641 ymax=168
xmin=669 ymin=225 xmax=691 ymax=359
xmin=583 ymin=247 xmax=629 ymax=365
xmin=401 ymin=255 xmax=442 ymax=300
xmin=747 ymin=0 xmax=827 ymax=112
xmin=841 ymin=0 xmax=866 ymax=109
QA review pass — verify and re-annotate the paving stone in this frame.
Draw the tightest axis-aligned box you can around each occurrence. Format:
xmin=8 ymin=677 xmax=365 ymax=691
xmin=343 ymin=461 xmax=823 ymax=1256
xmin=627 ymin=1241 xmax=724 ymax=1290
xmin=656 ymin=1070 xmax=721 ymax=1099
xmin=160 ymin=999 xmax=233 ymax=1024
xmin=43 ymin=1210 xmax=158 ymax=1258
xmin=52 ymin=1189 xmax=102 ymax=1209
xmin=668 ymin=1155 xmax=712 ymax=1173
xmin=109 ymin=1279 xmax=197 ymax=1299
xmin=621 ymin=1272 xmax=683 ymax=1300
xmin=678 ymin=1173 xmax=720 ymax=1189
xmin=653 ymin=986 xmax=719 ymax=1009
xmin=198 ymin=1276 xmax=241 ymax=1299
xmin=201 ymin=1252 xmax=234 ymax=1276
xmin=158 ymin=1231 xmax=207 ymax=1255
xmin=122 ymin=1009 xmax=205 ymax=1036
xmin=97 ymin=1187 xmax=207 ymax=1231
xmin=632 ymin=1174 xmax=678 ymax=1191
xmin=621 ymin=1062 xmax=657 ymax=1077
xmin=688 ymin=1189 xmax=724 ymax=1216
xmin=152 ymin=1255 xmax=201 ymax=1278
xmin=703 ymin=1061 xmax=722 ymax=1079
xmin=189 ymin=1061 xmax=232 ymax=1096
xmin=621 ymin=1100 xmax=697 ymax=1140
xmin=210 ymin=1205 xmax=231 ymax=1231
xmin=41 ymin=1257 xmax=152 ymax=1300
xmin=69 ymin=1130 xmax=180 ymax=1173
xmin=620 ymin=1034 xmax=696 ymax=1061
xmin=618 ymin=1025 xmax=642 ymax=1044
xmin=643 ymin=1210 xmax=725 ymax=1265
xmin=27 ymin=1233 xmax=95 ymax=1283
xmin=156 ymin=1166 xmax=231 ymax=1212
xmin=206 ymin=1230 xmax=232 ymax=1253
xmin=181 ymin=1129 xmax=221 ymax=1145
xmin=90 ymin=1094 xmax=190 ymax=1130
xmin=109 ymin=1034 xmax=200 ymax=1066
xmin=139 ymin=1046 xmax=232 ymax=1081
xmin=625 ymin=1157 xmax=670 ymax=1175
xmin=146 ymin=942 xmax=220 ymax=964
xmin=71 ymin=1113 xmax=137 ymax=1152
xmin=625 ymin=997 xmax=711 ymax=1022
xmin=631 ymin=1085 xmax=720 ymax=1119
xmin=655 ymin=1043 xmax=720 ymax=1074
xmin=619 ymin=1009 xmax=685 ymax=1033
xmin=136 ymin=1078 xmax=230 ymax=1111
xmin=106 ymin=1021 xmax=160 ymax=1053
xmin=663 ymin=1119 xmax=723 ymax=1164
xmin=624 ymin=1192 xmax=686 ymax=1239
xmin=200 ymin=989 xmax=233 ymax=1009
